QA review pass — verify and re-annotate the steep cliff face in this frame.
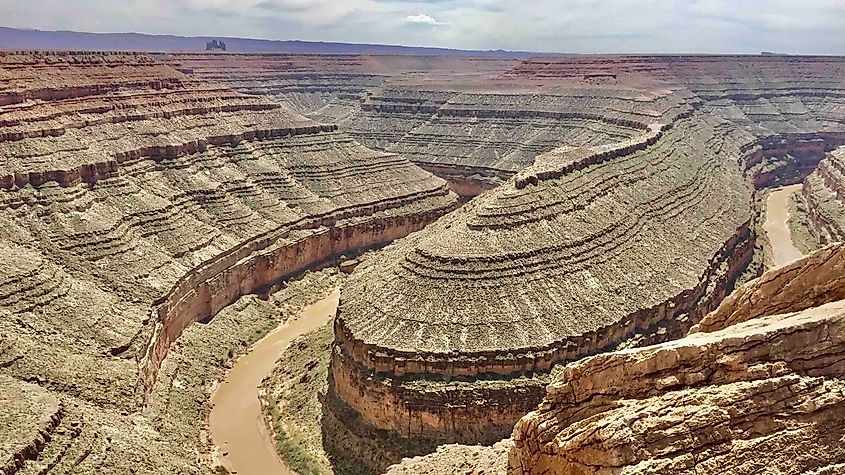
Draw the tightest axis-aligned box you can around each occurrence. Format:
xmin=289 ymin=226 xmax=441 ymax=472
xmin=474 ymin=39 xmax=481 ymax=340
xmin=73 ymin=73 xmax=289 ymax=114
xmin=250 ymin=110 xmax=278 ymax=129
xmin=0 ymin=51 xmax=457 ymax=474
xmin=792 ymin=147 xmax=845 ymax=248
xmin=329 ymin=104 xmax=759 ymax=472
xmin=508 ymin=244 xmax=845 ymax=475
xmin=324 ymin=55 xmax=845 ymax=472
xmin=379 ymin=246 xmax=845 ymax=475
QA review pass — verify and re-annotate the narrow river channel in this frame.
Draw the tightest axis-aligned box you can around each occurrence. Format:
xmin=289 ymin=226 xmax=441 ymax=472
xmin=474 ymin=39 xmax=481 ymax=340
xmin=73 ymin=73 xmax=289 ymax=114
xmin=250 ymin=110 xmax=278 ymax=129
xmin=207 ymin=184 xmax=805 ymax=474
xmin=763 ymin=184 xmax=804 ymax=268
xmin=210 ymin=288 xmax=340 ymax=475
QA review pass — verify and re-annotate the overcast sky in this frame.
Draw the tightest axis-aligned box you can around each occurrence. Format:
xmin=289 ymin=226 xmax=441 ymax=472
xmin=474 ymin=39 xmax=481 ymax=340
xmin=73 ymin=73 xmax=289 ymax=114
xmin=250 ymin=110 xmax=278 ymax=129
xmin=2 ymin=0 xmax=845 ymax=54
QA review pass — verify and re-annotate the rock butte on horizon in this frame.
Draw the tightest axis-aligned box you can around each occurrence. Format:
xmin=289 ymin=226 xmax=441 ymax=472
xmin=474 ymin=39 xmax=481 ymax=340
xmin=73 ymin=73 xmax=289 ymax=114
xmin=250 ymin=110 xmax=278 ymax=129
xmin=1 ymin=49 xmax=845 ymax=475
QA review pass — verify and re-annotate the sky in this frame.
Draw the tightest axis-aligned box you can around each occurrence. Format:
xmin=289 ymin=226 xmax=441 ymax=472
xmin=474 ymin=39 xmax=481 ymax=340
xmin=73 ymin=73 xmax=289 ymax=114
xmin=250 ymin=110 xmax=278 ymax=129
xmin=2 ymin=0 xmax=845 ymax=54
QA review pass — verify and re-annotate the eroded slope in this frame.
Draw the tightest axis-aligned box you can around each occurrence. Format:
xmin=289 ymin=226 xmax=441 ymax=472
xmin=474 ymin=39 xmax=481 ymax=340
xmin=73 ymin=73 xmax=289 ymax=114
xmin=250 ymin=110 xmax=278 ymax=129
xmin=326 ymin=54 xmax=845 ymax=472
xmin=0 ymin=51 xmax=456 ymax=474
xmin=509 ymin=244 xmax=845 ymax=475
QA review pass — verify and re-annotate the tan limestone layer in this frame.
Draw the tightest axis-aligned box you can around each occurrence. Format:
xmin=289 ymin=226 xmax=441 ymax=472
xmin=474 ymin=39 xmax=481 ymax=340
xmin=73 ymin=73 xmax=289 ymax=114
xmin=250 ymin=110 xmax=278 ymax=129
xmin=0 ymin=51 xmax=458 ymax=473
xmin=509 ymin=246 xmax=845 ymax=475
xmin=0 ymin=375 xmax=62 ymax=475
xmin=693 ymin=243 xmax=845 ymax=333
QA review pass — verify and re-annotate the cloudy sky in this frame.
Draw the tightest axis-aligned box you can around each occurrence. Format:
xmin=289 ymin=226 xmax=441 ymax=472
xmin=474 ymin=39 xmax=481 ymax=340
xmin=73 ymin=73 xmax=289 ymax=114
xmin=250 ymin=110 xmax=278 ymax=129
xmin=2 ymin=0 xmax=844 ymax=54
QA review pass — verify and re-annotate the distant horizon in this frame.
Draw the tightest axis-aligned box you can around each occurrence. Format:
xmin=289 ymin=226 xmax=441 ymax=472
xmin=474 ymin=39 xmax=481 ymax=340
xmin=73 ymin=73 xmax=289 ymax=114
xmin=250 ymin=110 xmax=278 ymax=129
xmin=2 ymin=0 xmax=843 ymax=55
xmin=2 ymin=25 xmax=844 ymax=58
xmin=0 ymin=25 xmax=560 ymax=55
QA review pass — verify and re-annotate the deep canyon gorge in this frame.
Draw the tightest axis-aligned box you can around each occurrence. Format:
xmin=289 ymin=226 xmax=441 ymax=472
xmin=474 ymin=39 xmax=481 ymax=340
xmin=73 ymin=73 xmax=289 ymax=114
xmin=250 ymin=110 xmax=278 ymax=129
xmin=2 ymin=49 xmax=845 ymax=475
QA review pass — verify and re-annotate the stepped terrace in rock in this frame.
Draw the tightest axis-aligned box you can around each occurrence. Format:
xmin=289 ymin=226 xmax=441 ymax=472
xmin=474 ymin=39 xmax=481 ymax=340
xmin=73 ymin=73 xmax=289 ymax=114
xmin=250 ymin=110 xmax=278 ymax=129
xmin=162 ymin=53 xmax=690 ymax=198
xmin=0 ymin=50 xmax=456 ymax=474
xmin=509 ymin=243 xmax=845 ymax=474
xmin=326 ymin=54 xmax=845 ymax=471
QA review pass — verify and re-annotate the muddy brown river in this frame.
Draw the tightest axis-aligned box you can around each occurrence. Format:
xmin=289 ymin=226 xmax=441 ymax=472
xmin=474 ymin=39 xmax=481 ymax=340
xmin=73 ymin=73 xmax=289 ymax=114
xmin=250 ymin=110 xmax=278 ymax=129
xmin=210 ymin=288 xmax=340 ymax=475
xmin=207 ymin=185 xmax=803 ymax=473
xmin=764 ymin=184 xmax=804 ymax=268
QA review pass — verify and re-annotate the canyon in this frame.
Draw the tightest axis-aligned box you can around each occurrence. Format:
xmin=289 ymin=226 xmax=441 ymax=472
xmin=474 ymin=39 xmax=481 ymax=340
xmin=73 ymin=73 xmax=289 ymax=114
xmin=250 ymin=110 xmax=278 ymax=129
xmin=1 ymin=49 xmax=845 ymax=475
xmin=0 ymin=50 xmax=455 ymax=474
xmin=322 ymin=55 xmax=845 ymax=471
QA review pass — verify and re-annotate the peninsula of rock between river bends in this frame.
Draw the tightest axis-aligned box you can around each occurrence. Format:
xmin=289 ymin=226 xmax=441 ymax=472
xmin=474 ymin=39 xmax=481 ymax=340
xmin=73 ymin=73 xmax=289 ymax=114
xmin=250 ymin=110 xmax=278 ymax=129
xmin=2 ymin=45 xmax=845 ymax=475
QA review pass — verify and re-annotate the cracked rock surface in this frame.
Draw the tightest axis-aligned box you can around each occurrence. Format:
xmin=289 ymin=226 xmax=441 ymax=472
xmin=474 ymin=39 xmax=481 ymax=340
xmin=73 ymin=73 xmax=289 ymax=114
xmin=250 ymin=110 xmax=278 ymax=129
xmin=508 ymin=244 xmax=845 ymax=475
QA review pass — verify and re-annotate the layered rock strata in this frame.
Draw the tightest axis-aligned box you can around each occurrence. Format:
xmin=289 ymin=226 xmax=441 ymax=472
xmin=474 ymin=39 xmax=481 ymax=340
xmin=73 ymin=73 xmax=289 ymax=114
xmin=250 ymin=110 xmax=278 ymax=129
xmin=327 ymin=54 xmax=845 ymax=471
xmin=166 ymin=55 xmax=845 ymax=201
xmin=158 ymin=53 xmax=517 ymax=123
xmin=0 ymin=51 xmax=456 ymax=473
xmin=344 ymin=89 xmax=680 ymax=194
xmin=162 ymin=53 xmax=683 ymax=197
xmin=0 ymin=376 xmax=62 ymax=475
xmin=509 ymin=244 xmax=845 ymax=474
xmin=796 ymin=146 xmax=845 ymax=246
xmin=329 ymin=107 xmax=757 ymax=470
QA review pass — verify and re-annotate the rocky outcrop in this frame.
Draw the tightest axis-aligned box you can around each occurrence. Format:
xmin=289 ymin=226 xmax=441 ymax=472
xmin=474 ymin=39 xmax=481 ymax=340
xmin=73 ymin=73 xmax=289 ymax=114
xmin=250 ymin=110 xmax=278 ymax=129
xmin=508 ymin=244 xmax=845 ymax=474
xmin=0 ymin=51 xmax=457 ymax=473
xmin=0 ymin=376 xmax=62 ymax=475
xmin=325 ymin=54 xmax=845 ymax=472
xmin=796 ymin=147 xmax=845 ymax=246
xmin=693 ymin=243 xmax=845 ymax=333
xmin=386 ymin=441 xmax=512 ymax=475
xmin=328 ymin=106 xmax=758 ymax=471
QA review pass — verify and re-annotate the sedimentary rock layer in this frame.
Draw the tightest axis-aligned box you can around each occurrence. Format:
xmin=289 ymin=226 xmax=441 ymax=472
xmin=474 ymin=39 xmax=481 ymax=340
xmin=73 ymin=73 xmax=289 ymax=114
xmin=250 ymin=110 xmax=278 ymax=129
xmin=326 ymin=54 xmax=845 ymax=471
xmin=0 ymin=51 xmax=456 ymax=473
xmin=0 ymin=376 xmax=62 ymax=475
xmin=330 ymin=106 xmax=755 ymax=459
xmin=509 ymin=244 xmax=845 ymax=474
xmin=798 ymin=146 xmax=845 ymax=245
xmin=386 ymin=441 xmax=512 ymax=475
xmin=162 ymin=53 xmax=684 ymax=196
xmin=165 ymin=54 xmax=845 ymax=200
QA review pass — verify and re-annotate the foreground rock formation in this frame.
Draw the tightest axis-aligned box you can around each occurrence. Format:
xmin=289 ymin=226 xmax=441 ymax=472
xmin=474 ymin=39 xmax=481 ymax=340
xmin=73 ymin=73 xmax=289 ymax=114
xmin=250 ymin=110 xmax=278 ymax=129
xmin=0 ymin=51 xmax=456 ymax=473
xmin=509 ymin=243 xmax=845 ymax=474
xmin=325 ymin=55 xmax=845 ymax=471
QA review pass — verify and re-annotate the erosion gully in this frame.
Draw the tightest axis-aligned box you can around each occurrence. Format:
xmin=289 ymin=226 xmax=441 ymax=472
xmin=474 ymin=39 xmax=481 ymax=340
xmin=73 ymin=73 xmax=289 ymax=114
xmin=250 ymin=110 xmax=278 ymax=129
xmin=210 ymin=288 xmax=341 ymax=475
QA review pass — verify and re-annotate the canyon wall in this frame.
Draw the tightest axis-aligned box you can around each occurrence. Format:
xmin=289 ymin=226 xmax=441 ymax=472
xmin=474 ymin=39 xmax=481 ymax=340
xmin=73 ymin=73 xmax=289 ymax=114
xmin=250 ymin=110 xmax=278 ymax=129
xmin=324 ymin=55 xmax=845 ymax=472
xmin=165 ymin=54 xmax=845 ymax=201
xmin=509 ymin=244 xmax=845 ymax=475
xmin=797 ymin=146 xmax=845 ymax=246
xmin=0 ymin=51 xmax=457 ymax=474
xmin=329 ymin=106 xmax=757 ymax=470
xmin=162 ymin=53 xmax=678 ymax=197
xmin=4 ymin=51 xmax=845 ymax=474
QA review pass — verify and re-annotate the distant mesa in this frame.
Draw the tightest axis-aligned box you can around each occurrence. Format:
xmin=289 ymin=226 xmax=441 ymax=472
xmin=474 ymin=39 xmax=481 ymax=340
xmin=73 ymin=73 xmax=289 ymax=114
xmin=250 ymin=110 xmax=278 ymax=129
xmin=205 ymin=39 xmax=226 ymax=51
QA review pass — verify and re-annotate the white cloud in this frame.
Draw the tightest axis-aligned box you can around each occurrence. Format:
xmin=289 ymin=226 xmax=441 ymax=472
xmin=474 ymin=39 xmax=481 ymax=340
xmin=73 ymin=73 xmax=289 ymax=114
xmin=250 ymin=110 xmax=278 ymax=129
xmin=404 ymin=13 xmax=449 ymax=26
xmin=0 ymin=0 xmax=843 ymax=53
